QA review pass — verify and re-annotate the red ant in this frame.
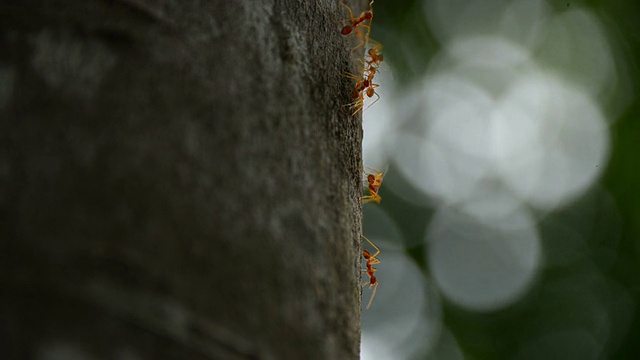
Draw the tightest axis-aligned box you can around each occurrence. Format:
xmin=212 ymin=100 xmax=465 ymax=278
xmin=344 ymin=74 xmax=379 ymax=115
xmin=342 ymin=70 xmax=372 ymax=114
xmin=349 ymin=75 xmax=369 ymax=100
xmin=358 ymin=44 xmax=384 ymax=112
xmin=362 ymin=235 xmax=381 ymax=310
xmin=339 ymin=1 xmax=374 ymax=51
xmin=360 ymin=81 xmax=380 ymax=113
xmin=365 ymin=43 xmax=384 ymax=69
xmin=361 ymin=167 xmax=384 ymax=204
xmin=346 ymin=46 xmax=383 ymax=114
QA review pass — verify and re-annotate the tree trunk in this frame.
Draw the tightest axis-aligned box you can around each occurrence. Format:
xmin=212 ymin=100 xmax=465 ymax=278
xmin=0 ymin=0 xmax=363 ymax=359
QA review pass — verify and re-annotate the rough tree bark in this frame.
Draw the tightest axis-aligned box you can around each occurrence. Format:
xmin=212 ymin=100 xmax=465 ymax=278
xmin=1 ymin=0 xmax=363 ymax=359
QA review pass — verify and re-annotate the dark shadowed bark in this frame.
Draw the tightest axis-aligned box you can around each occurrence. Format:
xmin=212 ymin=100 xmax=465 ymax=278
xmin=0 ymin=0 xmax=363 ymax=359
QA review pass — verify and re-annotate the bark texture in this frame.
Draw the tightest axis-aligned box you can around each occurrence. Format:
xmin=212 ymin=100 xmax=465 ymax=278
xmin=0 ymin=0 xmax=363 ymax=359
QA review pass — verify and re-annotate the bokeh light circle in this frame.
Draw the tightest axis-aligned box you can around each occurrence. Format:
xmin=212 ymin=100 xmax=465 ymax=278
xmin=427 ymin=206 xmax=541 ymax=311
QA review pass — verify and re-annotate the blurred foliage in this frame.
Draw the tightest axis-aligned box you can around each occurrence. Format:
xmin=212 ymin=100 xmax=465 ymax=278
xmin=363 ymin=0 xmax=640 ymax=358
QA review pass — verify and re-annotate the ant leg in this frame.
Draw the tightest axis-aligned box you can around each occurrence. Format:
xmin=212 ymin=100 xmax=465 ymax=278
xmin=361 ymin=195 xmax=380 ymax=204
xmin=368 ymin=257 xmax=381 ymax=266
xmin=365 ymin=166 xmax=384 ymax=176
xmin=343 ymin=97 xmax=363 ymax=112
xmin=339 ymin=1 xmax=356 ymax=24
xmin=366 ymin=283 xmax=379 ymax=309
xmin=362 ymin=235 xmax=381 ymax=258
xmin=351 ymin=25 xmax=369 ymax=52
xmin=342 ymin=71 xmax=358 ymax=80
xmin=350 ymin=97 xmax=365 ymax=115
xmin=342 ymin=71 xmax=366 ymax=83
xmin=345 ymin=91 xmax=365 ymax=114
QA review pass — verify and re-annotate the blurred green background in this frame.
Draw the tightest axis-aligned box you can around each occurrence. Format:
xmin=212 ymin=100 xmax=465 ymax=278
xmin=357 ymin=0 xmax=640 ymax=359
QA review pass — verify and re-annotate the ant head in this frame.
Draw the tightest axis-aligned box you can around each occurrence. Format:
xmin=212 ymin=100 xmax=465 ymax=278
xmin=351 ymin=89 xmax=360 ymax=99
xmin=341 ymin=25 xmax=353 ymax=35
xmin=364 ymin=12 xmax=373 ymax=20
xmin=363 ymin=249 xmax=371 ymax=258
xmin=370 ymin=275 xmax=377 ymax=284
xmin=367 ymin=174 xmax=375 ymax=183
